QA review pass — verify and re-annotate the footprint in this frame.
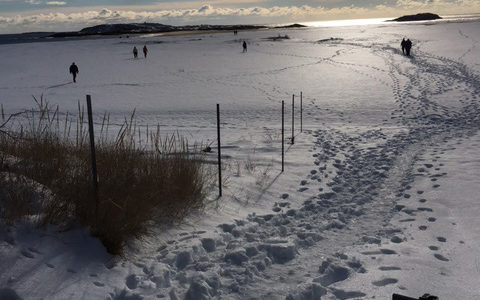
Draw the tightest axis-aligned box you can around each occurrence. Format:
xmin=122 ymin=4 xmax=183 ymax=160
xmin=437 ymin=237 xmax=447 ymax=242
xmin=331 ymin=288 xmax=366 ymax=299
xmin=379 ymin=266 xmax=401 ymax=271
xmin=380 ymin=249 xmax=397 ymax=255
xmin=314 ymin=265 xmax=350 ymax=286
xmin=419 ymin=199 xmax=427 ymax=203
xmin=427 ymin=217 xmax=436 ymax=222
xmin=428 ymin=245 xmax=439 ymax=251
xmin=417 ymin=190 xmax=424 ymax=194
xmin=432 ymin=184 xmax=440 ymax=188
xmin=418 ymin=225 xmax=427 ymax=231
xmin=390 ymin=236 xmax=403 ymax=243
xmin=434 ymin=254 xmax=449 ymax=262
xmin=372 ymin=278 xmax=398 ymax=286
xmin=20 ymin=249 xmax=34 ymax=259
xmin=93 ymin=281 xmax=105 ymax=287
xmin=418 ymin=207 xmax=433 ymax=212
xmin=28 ymin=247 xmax=42 ymax=254
xmin=126 ymin=274 xmax=139 ymax=289
xmin=281 ymin=193 xmax=289 ymax=199
xmin=298 ymin=187 xmax=308 ymax=192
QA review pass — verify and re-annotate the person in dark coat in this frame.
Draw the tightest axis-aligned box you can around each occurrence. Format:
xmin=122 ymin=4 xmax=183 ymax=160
xmin=69 ymin=62 xmax=79 ymax=83
xmin=143 ymin=45 xmax=148 ymax=58
xmin=242 ymin=41 xmax=247 ymax=53
xmin=133 ymin=46 xmax=138 ymax=58
xmin=401 ymin=38 xmax=406 ymax=55
xmin=405 ymin=39 xmax=412 ymax=56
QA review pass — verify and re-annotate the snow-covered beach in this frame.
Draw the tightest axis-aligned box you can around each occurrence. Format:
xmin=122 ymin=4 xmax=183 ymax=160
xmin=1 ymin=16 xmax=479 ymax=299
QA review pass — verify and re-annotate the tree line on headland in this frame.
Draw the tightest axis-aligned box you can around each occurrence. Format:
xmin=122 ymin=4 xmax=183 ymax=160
xmin=50 ymin=23 xmax=307 ymax=38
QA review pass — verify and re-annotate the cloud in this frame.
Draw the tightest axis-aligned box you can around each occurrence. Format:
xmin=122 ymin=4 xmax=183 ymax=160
xmin=46 ymin=1 xmax=66 ymax=5
xmin=395 ymin=0 xmax=480 ymax=10
xmin=25 ymin=0 xmax=41 ymax=5
xmin=1 ymin=1 xmax=479 ymax=33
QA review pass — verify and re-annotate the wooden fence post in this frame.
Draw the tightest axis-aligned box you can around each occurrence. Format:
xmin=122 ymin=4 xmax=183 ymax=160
xmin=300 ymin=92 xmax=303 ymax=133
xmin=282 ymin=100 xmax=284 ymax=172
xmin=86 ymin=95 xmax=99 ymax=218
xmin=291 ymin=94 xmax=295 ymax=144
xmin=216 ymin=104 xmax=222 ymax=197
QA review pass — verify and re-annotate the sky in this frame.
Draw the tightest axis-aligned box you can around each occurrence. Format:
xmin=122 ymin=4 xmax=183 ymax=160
xmin=0 ymin=0 xmax=479 ymax=34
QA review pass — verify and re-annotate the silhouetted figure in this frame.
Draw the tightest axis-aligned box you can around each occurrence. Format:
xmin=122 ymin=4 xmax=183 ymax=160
xmin=242 ymin=41 xmax=247 ymax=53
xmin=401 ymin=38 xmax=406 ymax=55
xmin=69 ymin=62 xmax=79 ymax=83
xmin=234 ymin=30 xmax=238 ymax=35
xmin=133 ymin=46 xmax=138 ymax=58
xmin=405 ymin=39 xmax=412 ymax=56
xmin=143 ymin=45 xmax=148 ymax=58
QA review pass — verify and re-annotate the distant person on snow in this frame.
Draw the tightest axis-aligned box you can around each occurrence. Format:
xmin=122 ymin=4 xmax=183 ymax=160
xmin=143 ymin=45 xmax=148 ymax=58
xmin=133 ymin=46 xmax=138 ymax=58
xmin=405 ymin=39 xmax=412 ymax=56
xmin=242 ymin=41 xmax=247 ymax=53
xmin=401 ymin=38 xmax=406 ymax=55
xmin=69 ymin=62 xmax=79 ymax=83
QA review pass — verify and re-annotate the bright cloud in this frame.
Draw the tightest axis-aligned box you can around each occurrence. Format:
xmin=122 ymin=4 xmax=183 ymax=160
xmin=0 ymin=0 xmax=479 ymax=33
xmin=46 ymin=1 xmax=66 ymax=5
xmin=25 ymin=0 xmax=41 ymax=5
xmin=396 ymin=0 xmax=480 ymax=10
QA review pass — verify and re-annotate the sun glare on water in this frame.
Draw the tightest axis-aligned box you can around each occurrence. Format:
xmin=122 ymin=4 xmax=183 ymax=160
xmin=303 ymin=17 xmax=390 ymax=27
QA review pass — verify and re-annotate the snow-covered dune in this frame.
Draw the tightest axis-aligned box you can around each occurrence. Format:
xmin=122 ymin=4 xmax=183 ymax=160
xmin=0 ymin=17 xmax=479 ymax=299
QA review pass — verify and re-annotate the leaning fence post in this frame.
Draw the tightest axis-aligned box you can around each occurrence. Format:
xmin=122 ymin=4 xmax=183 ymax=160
xmin=216 ymin=104 xmax=222 ymax=197
xmin=300 ymin=92 xmax=303 ymax=133
xmin=282 ymin=100 xmax=284 ymax=172
xmin=291 ymin=94 xmax=295 ymax=144
xmin=86 ymin=95 xmax=99 ymax=218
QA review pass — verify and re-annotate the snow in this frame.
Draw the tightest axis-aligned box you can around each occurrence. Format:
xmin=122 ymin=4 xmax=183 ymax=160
xmin=1 ymin=16 xmax=480 ymax=299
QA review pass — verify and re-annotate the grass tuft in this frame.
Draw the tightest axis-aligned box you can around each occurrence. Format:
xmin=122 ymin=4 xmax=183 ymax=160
xmin=0 ymin=96 xmax=210 ymax=254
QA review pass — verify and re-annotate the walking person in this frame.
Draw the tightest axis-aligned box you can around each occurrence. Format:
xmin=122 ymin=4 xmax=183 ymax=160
xmin=143 ymin=45 xmax=148 ymax=58
xmin=242 ymin=41 xmax=247 ymax=53
xmin=133 ymin=46 xmax=138 ymax=58
xmin=405 ymin=39 xmax=412 ymax=56
xmin=401 ymin=38 xmax=406 ymax=55
xmin=69 ymin=62 xmax=79 ymax=83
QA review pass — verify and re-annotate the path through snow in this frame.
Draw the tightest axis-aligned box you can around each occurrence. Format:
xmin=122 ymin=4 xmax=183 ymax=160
xmin=1 ymin=20 xmax=479 ymax=299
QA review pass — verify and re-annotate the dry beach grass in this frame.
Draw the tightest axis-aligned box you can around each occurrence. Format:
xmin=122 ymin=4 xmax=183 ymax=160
xmin=0 ymin=97 xmax=211 ymax=254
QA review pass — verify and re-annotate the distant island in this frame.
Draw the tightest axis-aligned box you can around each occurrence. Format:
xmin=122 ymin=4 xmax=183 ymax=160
xmin=274 ymin=23 xmax=307 ymax=29
xmin=388 ymin=13 xmax=442 ymax=22
xmin=50 ymin=23 xmax=306 ymax=38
